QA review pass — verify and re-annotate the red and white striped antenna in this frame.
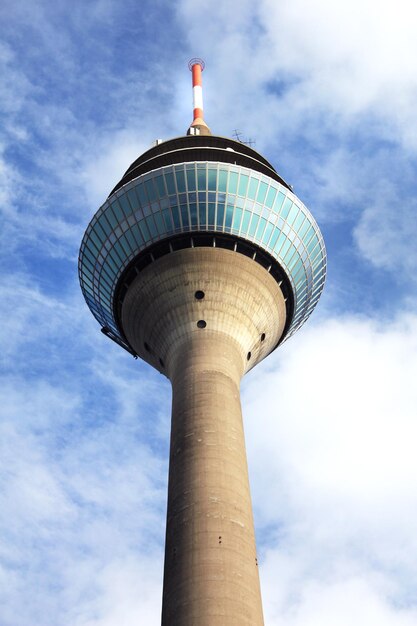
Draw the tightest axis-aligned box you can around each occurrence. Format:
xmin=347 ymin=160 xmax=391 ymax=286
xmin=187 ymin=58 xmax=211 ymax=136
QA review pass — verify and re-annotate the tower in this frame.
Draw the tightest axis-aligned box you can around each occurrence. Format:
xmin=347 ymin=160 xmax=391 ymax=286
xmin=79 ymin=60 xmax=326 ymax=625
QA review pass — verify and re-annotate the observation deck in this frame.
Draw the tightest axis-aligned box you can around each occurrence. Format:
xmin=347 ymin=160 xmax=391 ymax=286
xmin=79 ymin=134 xmax=326 ymax=358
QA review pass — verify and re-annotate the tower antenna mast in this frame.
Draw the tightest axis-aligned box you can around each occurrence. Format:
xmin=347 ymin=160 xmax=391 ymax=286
xmin=187 ymin=58 xmax=211 ymax=136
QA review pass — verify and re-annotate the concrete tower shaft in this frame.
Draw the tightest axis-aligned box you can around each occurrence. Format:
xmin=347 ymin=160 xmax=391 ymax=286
xmin=122 ymin=248 xmax=286 ymax=624
xmin=78 ymin=61 xmax=327 ymax=626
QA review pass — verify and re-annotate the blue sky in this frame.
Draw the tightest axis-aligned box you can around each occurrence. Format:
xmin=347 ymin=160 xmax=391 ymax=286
xmin=1 ymin=1 xmax=417 ymax=624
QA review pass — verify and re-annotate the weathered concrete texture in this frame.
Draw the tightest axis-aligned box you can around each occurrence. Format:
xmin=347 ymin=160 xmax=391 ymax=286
xmin=121 ymin=248 xmax=286 ymax=625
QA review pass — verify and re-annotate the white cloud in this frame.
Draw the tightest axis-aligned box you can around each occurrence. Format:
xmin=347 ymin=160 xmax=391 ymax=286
xmin=243 ymin=311 xmax=417 ymax=624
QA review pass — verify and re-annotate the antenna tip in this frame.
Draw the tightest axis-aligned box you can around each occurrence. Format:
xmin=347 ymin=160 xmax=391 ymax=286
xmin=188 ymin=58 xmax=205 ymax=71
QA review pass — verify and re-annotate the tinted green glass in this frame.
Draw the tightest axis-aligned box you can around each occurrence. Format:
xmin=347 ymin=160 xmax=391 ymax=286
xmin=154 ymin=212 xmax=164 ymax=234
xmin=265 ymin=186 xmax=277 ymax=208
xmin=144 ymin=179 xmax=157 ymax=203
xmin=256 ymin=217 xmax=267 ymax=239
xmin=136 ymin=184 xmax=147 ymax=207
xmin=225 ymin=204 xmax=234 ymax=228
xmin=119 ymin=194 xmax=133 ymax=217
xmin=280 ymin=197 xmax=293 ymax=219
xmin=248 ymin=177 xmax=259 ymax=200
xmin=131 ymin=224 xmax=143 ymax=246
xmin=263 ymin=222 xmax=273 ymax=244
xmin=256 ymin=182 xmax=268 ymax=204
xmin=241 ymin=210 xmax=251 ymax=234
xmin=286 ymin=204 xmax=300 ymax=226
xmin=218 ymin=170 xmax=228 ymax=192
xmin=175 ymin=169 xmax=186 ymax=193
xmin=216 ymin=203 xmax=225 ymax=227
xmin=197 ymin=168 xmax=206 ymax=190
xmin=186 ymin=168 xmax=196 ymax=191
xmin=249 ymin=214 xmax=259 ymax=237
xmin=162 ymin=209 xmax=172 ymax=231
xmin=127 ymin=189 xmax=139 ymax=212
xmin=238 ymin=174 xmax=249 ymax=197
xmin=165 ymin=172 xmax=176 ymax=195
xmin=189 ymin=203 xmax=198 ymax=226
xmin=208 ymin=169 xmax=217 ymax=191
xmin=171 ymin=206 xmax=181 ymax=229
xmin=155 ymin=175 xmax=165 ymax=197
xmin=199 ymin=202 xmax=206 ymax=227
xmin=233 ymin=207 xmax=243 ymax=230
xmin=228 ymin=172 xmax=238 ymax=194
xmin=180 ymin=206 xmax=189 ymax=228
xmin=208 ymin=203 xmax=215 ymax=225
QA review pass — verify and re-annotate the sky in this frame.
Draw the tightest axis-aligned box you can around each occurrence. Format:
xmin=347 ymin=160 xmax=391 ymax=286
xmin=1 ymin=0 xmax=417 ymax=624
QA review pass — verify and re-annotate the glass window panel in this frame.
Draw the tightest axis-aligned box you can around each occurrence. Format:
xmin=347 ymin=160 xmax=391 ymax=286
xmin=265 ymin=186 xmax=277 ymax=208
xmin=82 ymin=255 xmax=94 ymax=273
xmin=262 ymin=222 xmax=274 ymax=244
xmin=83 ymin=282 xmax=94 ymax=297
xmin=171 ymin=206 xmax=181 ymax=229
xmin=162 ymin=208 xmax=173 ymax=231
xmin=186 ymin=168 xmax=196 ymax=191
xmin=241 ymin=210 xmax=251 ymax=234
xmin=111 ymin=200 xmax=125 ymax=221
xmin=118 ymin=194 xmax=132 ymax=217
xmin=189 ymin=203 xmax=198 ymax=226
xmin=154 ymin=212 xmax=165 ymax=234
xmin=108 ymin=246 xmax=122 ymax=266
xmin=119 ymin=234 xmax=132 ymax=255
xmin=90 ymin=230 xmax=103 ymax=250
xmin=307 ymin=234 xmax=320 ymax=254
xmin=303 ymin=225 xmax=316 ymax=246
xmin=248 ymin=177 xmax=259 ymax=200
xmin=269 ymin=227 xmax=280 ymax=250
xmin=145 ymin=179 xmax=157 ymax=203
xmin=286 ymin=204 xmax=300 ymax=226
xmin=216 ymin=203 xmax=225 ymax=227
xmin=131 ymin=224 xmax=143 ymax=246
xmin=280 ymin=239 xmax=292 ymax=262
xmin=197 ymin=168 xmax=207 ymax=191
xmin=114 ymin=240 xmax=125 ymax=260
xmin=282 ymin=245 xmax=298 ymax=267
xmin=274 ymin=232 xmax=287 ymax=254
xmin=139 ymin=219 xmax=150 ymax=240
xmin=127 ymin=189 xmax=140 ymax=213
xmin=199 ymin=202 xmax=206 ymax=227
xmin=238 ymin=174 xmax=249 ymax=197
xmin=290 ymin=258 xmax=304 ymax=277
xmin=218 ymin=170 xmax=228 ymax=192
xmin=280 ymin=197 xmax=293 ymax=219
xmin=257 ymin=182 xmax=268 ymax=204
xmin=249 ymin=214 xmax=260 ymax=237
xmin=155 ymin=175 xmax=166 ymax=197
xmin=293 ymin=211 xmax=306 ymax=231
xmin=104 ymin=256 xmax=118 ymax=273
xmin=181 ymin=205 xmax=189 ymax=228
xmin=232 ymin=207 xmax=243 ymax=230
xmin=208 ymin=169 xmax=217 ymax=191
xmin=81 ymin=274 xmax=94 ymax=290
xmin=99 ymin=215 xmax=112 ymax=237
xmin=125 ymin=229 xmax=137 ymax=250
xmin=136 ymin=183 xmax=147 ymax=207
xmin=225 ymin=204 xmax=234 ymax=228
xmin=165 ymin=172 xmax=176 ymax=195
xmin=105 ymin=206 xmax=118 ymax=229
xmin=256 ymin=217 xmax=267 ymax=240
xmin=274 ymin=191 xmax=286 ymax=213
xmin=228 ymin=172 xmax=238 ymax=194
xmin=208 ymin=203 xmax=215 ymax=225
xmin=175 ymin=169 xmax=186 ymax=193
xmin=298 ymin=218 xmax=311 ymax=239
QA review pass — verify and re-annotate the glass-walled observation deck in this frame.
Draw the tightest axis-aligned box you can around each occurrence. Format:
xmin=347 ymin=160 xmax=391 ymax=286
xmin=79 ymin=158 xmax=326 ymax=353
